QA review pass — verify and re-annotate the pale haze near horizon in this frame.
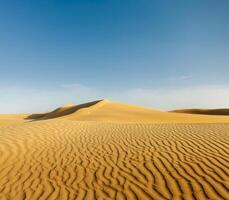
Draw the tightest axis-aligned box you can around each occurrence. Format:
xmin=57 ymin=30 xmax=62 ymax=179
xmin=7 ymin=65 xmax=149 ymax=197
xmin=0 ymin=0 xmax=229 ymax=113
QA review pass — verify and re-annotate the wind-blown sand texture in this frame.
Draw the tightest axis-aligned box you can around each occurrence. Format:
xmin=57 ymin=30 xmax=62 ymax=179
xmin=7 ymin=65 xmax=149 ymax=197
xmin=0 ymin=100 xmax=228 ymax=199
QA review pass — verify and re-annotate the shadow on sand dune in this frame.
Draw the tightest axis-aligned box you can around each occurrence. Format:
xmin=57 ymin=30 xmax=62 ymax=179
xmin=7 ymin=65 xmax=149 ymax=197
xmin=25 ymin=100 xmax=103 ymax=121
xmin=170 ymin=108 xmax=229 ymax=115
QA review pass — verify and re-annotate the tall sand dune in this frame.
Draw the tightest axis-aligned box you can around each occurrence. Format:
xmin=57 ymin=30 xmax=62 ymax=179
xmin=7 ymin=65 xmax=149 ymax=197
xmin=27 ymin=99 xmax=229 ymax=123
xmin=0 ymin=100 xmax=228 ymax=199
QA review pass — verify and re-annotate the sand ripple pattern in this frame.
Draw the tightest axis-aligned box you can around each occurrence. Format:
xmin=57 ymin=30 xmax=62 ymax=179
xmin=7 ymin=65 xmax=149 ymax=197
xmin=0 ymin=120 xmax=228 ymax=200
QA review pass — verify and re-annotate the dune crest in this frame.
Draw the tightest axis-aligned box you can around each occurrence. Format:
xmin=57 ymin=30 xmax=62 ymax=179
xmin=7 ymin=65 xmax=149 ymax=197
xmin=62 ymin=103 xmax=75 ymax=108
xmin=26 ymin=99 xmax=104 ymax=120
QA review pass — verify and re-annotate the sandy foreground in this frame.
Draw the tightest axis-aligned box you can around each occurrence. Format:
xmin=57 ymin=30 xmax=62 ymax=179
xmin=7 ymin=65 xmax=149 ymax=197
xmin=0 ymin=100 xmax=228 ymax=199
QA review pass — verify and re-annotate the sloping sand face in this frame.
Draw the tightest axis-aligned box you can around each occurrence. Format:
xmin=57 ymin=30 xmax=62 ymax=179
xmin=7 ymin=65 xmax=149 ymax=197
xmin=0 ymin=119 xmax=228 ymax=199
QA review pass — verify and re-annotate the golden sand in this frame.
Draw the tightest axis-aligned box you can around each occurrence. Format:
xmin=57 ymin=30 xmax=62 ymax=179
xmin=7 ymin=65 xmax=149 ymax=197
xmin=0 ymin=100 xmax=228 ymax=199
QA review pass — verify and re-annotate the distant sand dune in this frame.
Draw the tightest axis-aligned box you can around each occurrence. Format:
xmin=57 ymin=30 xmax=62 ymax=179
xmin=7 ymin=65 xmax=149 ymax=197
xmin=0 ymin=100 xmax=228 ymax=199
xmin=171 ymin=108 xmax=229 ymax=115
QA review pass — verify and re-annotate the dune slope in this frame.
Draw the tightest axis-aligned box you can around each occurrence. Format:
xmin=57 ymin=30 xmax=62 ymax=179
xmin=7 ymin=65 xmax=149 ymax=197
xmin=26 ymin=100 xmax=102 ymax=120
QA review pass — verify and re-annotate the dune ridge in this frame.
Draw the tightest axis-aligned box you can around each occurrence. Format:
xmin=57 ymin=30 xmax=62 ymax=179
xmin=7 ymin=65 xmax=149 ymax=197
xmin=0 ymin=100 xmax=228 ymax=199
xmin=171 ymin=108 xmax=229 ymax=115
xmin=26 ymin=100 xmax=103 ymax=120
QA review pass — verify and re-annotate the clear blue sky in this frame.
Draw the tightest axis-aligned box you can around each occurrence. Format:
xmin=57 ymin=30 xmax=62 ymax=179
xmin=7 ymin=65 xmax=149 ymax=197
xmin=0 ymin=0 xmax=229 ymax=113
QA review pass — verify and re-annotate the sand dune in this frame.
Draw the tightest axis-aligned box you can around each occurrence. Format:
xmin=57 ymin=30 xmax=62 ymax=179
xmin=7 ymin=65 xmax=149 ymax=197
xmin=27 ymin=99 xmax=229 ymax=123
xmin=171 ymin=108 xmax=229 ymax=115
xmin=0 ymin=100 xmax=228 ymax=199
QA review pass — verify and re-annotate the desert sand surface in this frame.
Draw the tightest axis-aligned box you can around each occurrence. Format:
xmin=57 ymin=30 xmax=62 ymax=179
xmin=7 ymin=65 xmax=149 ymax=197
xmin=0 ymin=100 xmax=228 ymax=199
xmin=0 ymin=114 xmax=28 ymax=127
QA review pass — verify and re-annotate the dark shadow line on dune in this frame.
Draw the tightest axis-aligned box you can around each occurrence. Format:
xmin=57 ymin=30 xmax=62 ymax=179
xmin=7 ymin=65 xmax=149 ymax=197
xmin=170 ymin=109 xmax=229 ymax=116
xmin=25 ymin=99 xmax=103 ymax=121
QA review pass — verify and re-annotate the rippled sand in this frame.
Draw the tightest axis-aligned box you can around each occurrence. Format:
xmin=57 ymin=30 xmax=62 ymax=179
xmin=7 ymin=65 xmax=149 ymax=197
xmin=0 ymin=100 xmax=228 ymax=199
